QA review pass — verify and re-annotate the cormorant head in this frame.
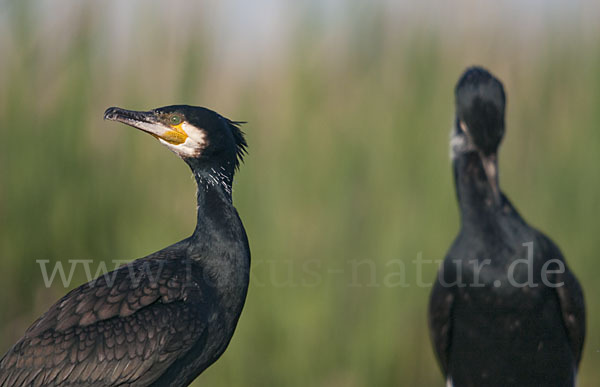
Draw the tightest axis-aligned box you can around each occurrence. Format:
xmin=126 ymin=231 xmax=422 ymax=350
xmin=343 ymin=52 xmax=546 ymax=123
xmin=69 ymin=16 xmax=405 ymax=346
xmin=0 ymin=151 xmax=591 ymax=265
xmin=451 ymin=66 xmax=506 ymax=204
xmin=453 ymin=66 xmax=506 ymax=156
xmin=104 ymin=105 xmax=247 ymax=175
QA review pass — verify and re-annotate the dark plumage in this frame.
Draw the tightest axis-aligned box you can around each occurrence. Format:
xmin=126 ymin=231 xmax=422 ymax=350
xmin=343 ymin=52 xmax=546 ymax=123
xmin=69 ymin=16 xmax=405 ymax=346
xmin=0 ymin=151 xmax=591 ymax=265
xmin=0 ymin=105 xmax=250 ymax=386
xmin=455 ymin=68 xmax=505 ymax=156
xmin=428 ymin=67 xmax=586 ymax=387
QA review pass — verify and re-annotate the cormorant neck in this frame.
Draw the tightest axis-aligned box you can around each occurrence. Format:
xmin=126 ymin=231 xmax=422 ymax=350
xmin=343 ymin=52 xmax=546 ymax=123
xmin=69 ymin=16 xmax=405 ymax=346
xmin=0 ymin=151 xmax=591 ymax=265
xmin=194 ymin=166 xmax=234 ymax=200
xmin=192 ymin=166 xmax=236 ymax=237
xmin=187 ymin=163 xmax=250 ymax=310
xmin=453 ymin=151 xmax=503 ymax=229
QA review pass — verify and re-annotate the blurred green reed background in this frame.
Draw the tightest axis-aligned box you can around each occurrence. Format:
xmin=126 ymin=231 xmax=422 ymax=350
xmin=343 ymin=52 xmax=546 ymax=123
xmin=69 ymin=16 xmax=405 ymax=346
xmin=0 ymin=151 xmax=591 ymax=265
xmin=1 ymin=0 xmax=599 ymax=385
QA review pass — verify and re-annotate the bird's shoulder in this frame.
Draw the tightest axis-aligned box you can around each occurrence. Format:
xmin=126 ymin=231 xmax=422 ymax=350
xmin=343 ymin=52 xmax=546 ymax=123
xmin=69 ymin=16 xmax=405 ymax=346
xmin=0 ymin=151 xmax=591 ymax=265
xmin=0 ymin=293 xmax=208 ymax=387
xmin=0 ymin=248 xmax=215 ymax=386
xmin=26 ymin=245 xmax=213 ymax=337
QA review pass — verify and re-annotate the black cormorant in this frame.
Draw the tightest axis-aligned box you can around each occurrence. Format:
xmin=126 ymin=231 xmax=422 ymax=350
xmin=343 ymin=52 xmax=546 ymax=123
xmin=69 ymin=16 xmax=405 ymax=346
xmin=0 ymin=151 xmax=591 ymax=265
xmin=0 ymin=105 xmax=250 ymax=386
xmin=428 ymin=67 xmax=586 ymax=386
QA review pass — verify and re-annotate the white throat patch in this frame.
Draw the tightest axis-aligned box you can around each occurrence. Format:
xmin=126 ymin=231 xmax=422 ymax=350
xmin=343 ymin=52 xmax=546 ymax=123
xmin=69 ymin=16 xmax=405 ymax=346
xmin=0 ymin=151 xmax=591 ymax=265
xmin=449 ymin=124 xmax=475 ymax=160
xmin=162 ymin=122 xmax=208 ymax=158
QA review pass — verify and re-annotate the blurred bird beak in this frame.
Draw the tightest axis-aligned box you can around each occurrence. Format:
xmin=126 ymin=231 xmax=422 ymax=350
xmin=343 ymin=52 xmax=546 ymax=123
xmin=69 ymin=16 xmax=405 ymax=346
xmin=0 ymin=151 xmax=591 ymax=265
xmin=104 ymin=107 xmax=188 ymax=145
xmin=458 ymin=120 xmax=501 ymax=205
xmin=480 ymin=152 xmax=501 ymax=205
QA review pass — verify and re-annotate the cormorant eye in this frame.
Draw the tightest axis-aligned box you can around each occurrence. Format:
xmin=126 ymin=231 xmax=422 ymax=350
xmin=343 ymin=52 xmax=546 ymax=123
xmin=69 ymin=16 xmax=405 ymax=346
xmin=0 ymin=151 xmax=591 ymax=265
xmin=170 ymin=115 xmax=182 ymax=125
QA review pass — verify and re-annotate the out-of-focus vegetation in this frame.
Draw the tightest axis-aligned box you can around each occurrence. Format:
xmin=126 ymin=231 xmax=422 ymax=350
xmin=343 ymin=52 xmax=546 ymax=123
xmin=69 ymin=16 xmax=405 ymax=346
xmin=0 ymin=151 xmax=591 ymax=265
xmin=0 ymin=1 xmax=599 ymax=386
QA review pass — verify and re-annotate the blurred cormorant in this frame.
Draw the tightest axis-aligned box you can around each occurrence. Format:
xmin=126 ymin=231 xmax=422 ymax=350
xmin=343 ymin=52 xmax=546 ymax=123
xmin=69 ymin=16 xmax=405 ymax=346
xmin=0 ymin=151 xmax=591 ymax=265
xmin=0 ymin=105 xmax=250 ymax=386
xmin=428 ymin=67 xmax=585 ymax=387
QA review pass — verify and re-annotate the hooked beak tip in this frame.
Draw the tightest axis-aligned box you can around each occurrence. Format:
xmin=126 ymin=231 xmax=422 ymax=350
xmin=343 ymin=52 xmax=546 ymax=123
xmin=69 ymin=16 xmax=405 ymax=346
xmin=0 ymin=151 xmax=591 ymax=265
xmin=103 ymin=107 xmax=118 ymax=121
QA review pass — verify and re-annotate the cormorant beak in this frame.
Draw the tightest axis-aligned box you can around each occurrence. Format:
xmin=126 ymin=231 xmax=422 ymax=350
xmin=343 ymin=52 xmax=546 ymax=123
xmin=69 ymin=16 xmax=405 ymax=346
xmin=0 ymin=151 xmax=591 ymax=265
xmin=104 ymin=107 xmax=188 ymax=145
xmin=479 ymin=152 xmax=501 ymax=205
xmin=458 ymin=120 xmax=501 ymax=205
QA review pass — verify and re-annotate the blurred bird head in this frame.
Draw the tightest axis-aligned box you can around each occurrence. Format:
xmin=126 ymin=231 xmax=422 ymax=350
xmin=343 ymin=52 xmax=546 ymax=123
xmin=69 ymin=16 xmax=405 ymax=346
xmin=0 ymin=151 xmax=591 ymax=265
xmin=104 ymin=105 xmax=247 ymax=176
xmin=451 ymin=66 xmax=506 ymax=203
xmin=454 ymin=66 xmax=506 ymax=155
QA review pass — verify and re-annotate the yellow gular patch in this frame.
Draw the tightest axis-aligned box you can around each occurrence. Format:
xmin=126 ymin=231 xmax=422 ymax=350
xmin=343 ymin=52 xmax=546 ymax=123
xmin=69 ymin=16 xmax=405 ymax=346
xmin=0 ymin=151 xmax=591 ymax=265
xmin=171 ymin=122 xmax=186 ymax=134
xmin=160 ymin=122 xmax=188 ymax=145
